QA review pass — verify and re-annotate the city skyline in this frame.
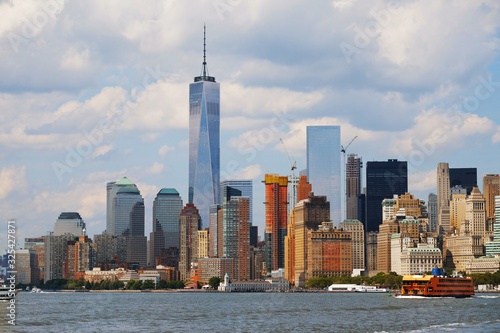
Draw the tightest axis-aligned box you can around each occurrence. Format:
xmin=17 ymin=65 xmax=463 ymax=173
xmin=1 ymin=1 xmax=500 ymax=245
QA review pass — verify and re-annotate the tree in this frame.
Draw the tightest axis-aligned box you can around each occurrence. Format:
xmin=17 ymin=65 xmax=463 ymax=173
xmin=126 ymin=280 xmax=135 ymax=290
xmin=132 ymin=280 xmax=143 ymax=290
xmin=157 ymin=279 xmax=168 ymax=289
xmin=208 ymin=276 xmax=221 ymax=290
xmin=84 ymin=281 xmax=91 ymax=290
xmin=142 ymin=280 xmax=155 ymax=290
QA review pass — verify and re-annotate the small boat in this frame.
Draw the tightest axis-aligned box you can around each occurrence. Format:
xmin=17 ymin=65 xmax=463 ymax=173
xmin=327 ymin=284 xmax=389 ymax=293
xmin=31 ymin=287 xmax=43 ymax=293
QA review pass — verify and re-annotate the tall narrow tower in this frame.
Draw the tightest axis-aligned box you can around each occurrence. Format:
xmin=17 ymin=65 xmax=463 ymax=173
xmin=189 ymin=26 xmax=220 ymax=228
xmin=437 ymin=163 xmax=451 ymax=235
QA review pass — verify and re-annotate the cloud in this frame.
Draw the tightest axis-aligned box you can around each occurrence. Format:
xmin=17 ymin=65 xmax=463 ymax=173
xmin=0 ymin=165 xmax=27 ymax=199
xmin=226 ymin=164 xmax=263 ymax=180
xmin=92 ymin=145 xmax=113 ymax=158
xmin=146 ymin=162 xmax=164 ymax=175
xmin=158 ymin=145 xmax=175 ymax=157
xmin=409 ymin=168 xmax=436 ymax=192
xmin=60 ymin=45 xmax=90 ymax=71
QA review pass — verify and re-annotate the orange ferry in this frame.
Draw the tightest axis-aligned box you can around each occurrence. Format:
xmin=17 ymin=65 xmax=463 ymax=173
xmin=399 ymin=268 xmax=474 ymax=298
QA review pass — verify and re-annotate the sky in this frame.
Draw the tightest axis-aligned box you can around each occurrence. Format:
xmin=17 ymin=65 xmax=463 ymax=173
xmin=1 ymin=0 xmax=500 ymax=248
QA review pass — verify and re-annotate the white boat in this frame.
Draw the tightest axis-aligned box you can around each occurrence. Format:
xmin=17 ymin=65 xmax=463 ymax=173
xmin=327 ymin=284 xmax=389 ymax=293
xmin=31 ymin=287 xmax=43 ymax=293
xmin=0 ymin=285 xmax=17 ymax=301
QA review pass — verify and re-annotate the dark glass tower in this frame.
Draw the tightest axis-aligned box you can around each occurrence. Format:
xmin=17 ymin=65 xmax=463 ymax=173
xmin=449 ymin=168 xmax=477 ymax=195
xmin=189 ymin=26 xmax=220 ymax=229
xmin=365 ymin=159 xmax=407 ymax=232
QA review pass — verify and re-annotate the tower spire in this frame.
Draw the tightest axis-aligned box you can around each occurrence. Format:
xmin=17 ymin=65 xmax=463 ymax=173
xmin=203 ymin=24 xmax=207 ymax=78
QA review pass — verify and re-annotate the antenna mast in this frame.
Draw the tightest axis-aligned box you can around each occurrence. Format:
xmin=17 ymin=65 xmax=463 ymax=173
xmin=203 ymin=25 xmax=207 ymax=78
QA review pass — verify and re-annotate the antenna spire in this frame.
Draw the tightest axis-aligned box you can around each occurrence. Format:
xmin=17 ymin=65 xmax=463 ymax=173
xmin=203 ymin=24 xmax=207 ymax=78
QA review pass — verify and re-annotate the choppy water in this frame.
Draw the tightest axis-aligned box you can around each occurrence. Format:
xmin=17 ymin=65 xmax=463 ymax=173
xmin=2 ymin=292 xmax=500 ymax=332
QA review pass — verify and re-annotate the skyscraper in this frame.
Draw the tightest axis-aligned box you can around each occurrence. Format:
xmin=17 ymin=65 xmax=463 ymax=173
xmin=220 ymin=179 xmax=253 ymax=225
xmin=437 ymin=163 xmax=451 ymax=235
xmin=179 ymin=203 xmax=201 ymax=280
xmin=54 ymin=212 xmax=86 ymax=236
xmin=189 ymin=26 xmax=220 ymax=229
xmin=449 ymin=168 xmax=477 ymax=195
xmin=263 ymin=174 xmax=288 ymax=274
xmin=106 ymin=176 xmax=136 ymax=234
xmin=483 ymin=174 xmax=500 ymax=220
xmin=428 ymin=193 xmax=438 ymax=233
xmin=365 ymin=159 xmax=408 ymax=232
xmin=307 ymin=126 xmax=341 ymax=223
xmin=346 ymin=154 xmax=362 ymax=220
xmin=152 ymin=188 xmax=183 ymax=249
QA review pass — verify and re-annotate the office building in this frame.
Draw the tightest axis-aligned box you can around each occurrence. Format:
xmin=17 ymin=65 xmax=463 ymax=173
xmin=16 ymin=249 xmax=39 ymax=285
xmin=483 ymin=174 xmax=500 ymax=220
xmin=220 ymin=180 xmax=253 ymax=225
xmin=443 ymin=235 xmax=484 ymax=272
xmin=44 ymin=233 xmax=79 ymax=281
xmin=294 ymin=194 xmax=330 ymax=287
xmin=296 ymin=175 xmax=312 ymax=203
xmin=222 ymin=196 xmax=251 ymax=280
xmin=189 ymin=27 xmax=220 ymax=229
xmin=306 ymin=125 xmax=341 ymax=223
xmin=449 ymin=168 xmax=477 ymax=195
xmin=346 ymin=154 xmax=362 ymax=220
xmin=450 ymin=193 xmax=467 ymax=232
xmin=263 ymin=174 xmax=289 ymax=274
xmin=463 ymin=187 xmax=486 ymax=237
xmin=428 ymin=193 xmax=438 ymax=233
xmin=179 ymin=203 xmax=201 ymax=280
xmin=365 ymin=231 xmax=378 ymax=271
xmin=339 ymin=219 xmax=365 ymax=270
xmin=437 ymin=163 xmax=451 ymax=235
xmin=54 ymin=212 xmax=86 ymax=236
xmin=153 ymin=188 xmax=183 ymax=249
xmin=209 ymin=204 xmax=221 ymax=258
xmin=106 ymin=176 xmax=136 ymax=234
xmin=197 ymin=229 xmax=209 ymax=259
xmin=365 ymin=159 xmax=408 ymax=232
xmin=485 ymin=196 xmax=500 ymax=256
xmin=93 ymin=232 xmax=127 ymax=267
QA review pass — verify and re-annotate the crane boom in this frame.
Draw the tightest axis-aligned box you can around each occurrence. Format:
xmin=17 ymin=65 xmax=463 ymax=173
xmin=341 ymin=135 xmax=357 ymax=153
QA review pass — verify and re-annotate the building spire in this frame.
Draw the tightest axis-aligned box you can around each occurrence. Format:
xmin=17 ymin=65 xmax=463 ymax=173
xmin=203 ymin=24 xmax=207 ymax=78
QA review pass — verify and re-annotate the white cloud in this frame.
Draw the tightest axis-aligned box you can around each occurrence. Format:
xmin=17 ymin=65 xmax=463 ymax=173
xmin=226 ymin=164 xmax=263 ymax=180
xmin=60 ymin=45 xmax=90 ymax=71
xmin=146 ymin=162 xmax=164 ymax=175
xmin=92 ymin=144 xmax=113 ymax=158
xmin=158 ymin=145 xmax=175 ymax=157
xmin=409 ymin=168 xmax=436 ymax=192
xmin=0 ymin=165 xmax=27 ymax=199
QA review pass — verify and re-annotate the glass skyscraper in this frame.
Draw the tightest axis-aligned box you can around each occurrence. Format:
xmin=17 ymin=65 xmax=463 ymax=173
xmin=306 ymin=126 xmax=341 ymax=224
xmin=220 ymin=179 xmax=253 ymax=225
xmin=152 ymin=188 xmax=183 ymax=249
xmin=189 ymin=27 xmax=220 ymax=229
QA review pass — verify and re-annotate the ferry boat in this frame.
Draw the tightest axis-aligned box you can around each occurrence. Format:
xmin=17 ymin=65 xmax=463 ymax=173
xmin=398 ymin=268 xmax=474 ymax=298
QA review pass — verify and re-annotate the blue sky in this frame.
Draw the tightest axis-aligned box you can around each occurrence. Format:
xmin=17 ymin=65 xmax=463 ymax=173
xmin=1 ymin=0 xmax=500 ymax=246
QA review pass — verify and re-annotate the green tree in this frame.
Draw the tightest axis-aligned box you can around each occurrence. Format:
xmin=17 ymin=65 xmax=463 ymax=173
xmin=208 ymin=277 xmax=221 ymax=290
xmin=157 ymin=279 xmax=168 ymax=289
xmin=126 ymin=280 xmax=135 ymax=290
xmin=84 ymin=281 xmax=91 ymax=290
xmin=132 ymin=280 xmax=143 ymax=290
xmin=142 ymin=280 xmax=155 ymax=290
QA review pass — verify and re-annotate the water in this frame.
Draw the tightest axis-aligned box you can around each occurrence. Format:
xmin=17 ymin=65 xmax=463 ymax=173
xmin=2 ymin=292 xmax=500 ymax=332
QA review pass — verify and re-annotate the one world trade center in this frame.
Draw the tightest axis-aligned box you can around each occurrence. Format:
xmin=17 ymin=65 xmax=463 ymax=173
xmin=188 ymin=26 xmax=220 ymax=228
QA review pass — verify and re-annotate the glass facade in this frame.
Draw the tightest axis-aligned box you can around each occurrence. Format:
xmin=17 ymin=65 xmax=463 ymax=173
xmin=306 ymin=126 xmax=341 ymax=224
xmin=112 ymin=186 xmax=144 ymax=237
xmin=365 ymin=159 xmax=408 ymax=232
xmin=220 ymin=180 xmax=253 ymax=225
xmin=153 ymin=188 xmax=183 ymax=249
xmin=189 ymin=77 xmax=220 ymax=229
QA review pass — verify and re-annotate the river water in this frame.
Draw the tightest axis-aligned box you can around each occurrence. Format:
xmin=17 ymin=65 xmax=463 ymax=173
xmin=2 ymin=292 xmax=500 ymax=332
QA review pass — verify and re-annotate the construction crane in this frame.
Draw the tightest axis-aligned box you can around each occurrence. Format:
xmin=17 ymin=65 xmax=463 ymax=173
xmin=280 ymin=138 xmax=297 ymax=211
xmin=341 ymin=135 xmax=357 ymax=221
